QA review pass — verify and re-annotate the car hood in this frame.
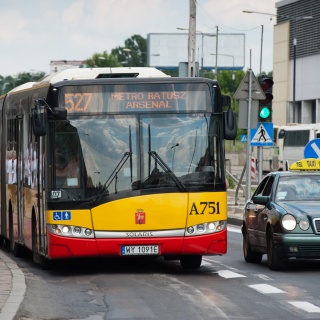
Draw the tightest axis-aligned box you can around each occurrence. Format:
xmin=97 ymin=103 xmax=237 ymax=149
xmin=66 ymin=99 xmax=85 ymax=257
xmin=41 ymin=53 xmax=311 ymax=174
xmin=279 ymin=201 xmax=320 ymax=218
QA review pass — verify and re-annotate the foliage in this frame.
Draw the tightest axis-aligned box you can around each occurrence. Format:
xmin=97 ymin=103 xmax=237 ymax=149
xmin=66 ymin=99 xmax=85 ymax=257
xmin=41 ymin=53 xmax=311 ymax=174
xmin=86 ymin=51 xmax=121 ymax=68
xmin=0 ymin=71 xmax=45 ymax=95
xmin=111 ymin=34 xmax=147 ymax=67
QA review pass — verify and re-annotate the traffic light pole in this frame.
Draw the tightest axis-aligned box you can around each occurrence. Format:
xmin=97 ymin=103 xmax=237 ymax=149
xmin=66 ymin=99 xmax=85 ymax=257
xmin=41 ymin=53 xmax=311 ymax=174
xmin=245 ymin=70 xmax=253 ymax=202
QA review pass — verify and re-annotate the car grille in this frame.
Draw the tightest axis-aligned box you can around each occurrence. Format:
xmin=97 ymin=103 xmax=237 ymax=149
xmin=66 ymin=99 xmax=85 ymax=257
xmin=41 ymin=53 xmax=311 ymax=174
xmin=298 ymin=245 xmax=320 ymax=256
xmin=313 ymin=219 xmax=320 ymax=233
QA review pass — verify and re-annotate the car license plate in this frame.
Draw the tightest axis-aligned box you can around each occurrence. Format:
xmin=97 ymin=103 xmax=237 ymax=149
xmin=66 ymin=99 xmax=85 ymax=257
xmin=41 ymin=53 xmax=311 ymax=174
xmin=121 ymin=245 xmax=159 ymax=256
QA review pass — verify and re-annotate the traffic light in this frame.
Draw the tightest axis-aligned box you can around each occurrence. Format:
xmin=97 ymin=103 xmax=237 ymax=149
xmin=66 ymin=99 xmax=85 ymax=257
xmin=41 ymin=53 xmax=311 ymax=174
xmin=258 ymin=76 xmax=273 ymax=122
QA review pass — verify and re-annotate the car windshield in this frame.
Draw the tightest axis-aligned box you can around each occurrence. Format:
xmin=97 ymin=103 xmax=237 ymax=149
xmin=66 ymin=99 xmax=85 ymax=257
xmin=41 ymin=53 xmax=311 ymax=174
xmin=276 ymin=175 xmax=320 ymax=201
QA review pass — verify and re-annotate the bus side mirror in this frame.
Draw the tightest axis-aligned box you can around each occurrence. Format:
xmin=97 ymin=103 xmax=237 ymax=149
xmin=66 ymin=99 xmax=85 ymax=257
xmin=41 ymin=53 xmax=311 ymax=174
xmin=53 ymin=107 xmax=67 ymax=120
xmin=223 ymin=108 xmax=237 ymax=140
xmin=278 ymin=129 xmax=285 ymax=139
xmin=32 ymin=100 xmax=47 ymax=136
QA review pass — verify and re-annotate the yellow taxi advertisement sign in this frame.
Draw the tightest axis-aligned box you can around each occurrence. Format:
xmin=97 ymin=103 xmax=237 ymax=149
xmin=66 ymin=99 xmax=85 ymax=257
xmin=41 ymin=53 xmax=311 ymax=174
xmin=290 ymin=158 xmax=320 ymax=171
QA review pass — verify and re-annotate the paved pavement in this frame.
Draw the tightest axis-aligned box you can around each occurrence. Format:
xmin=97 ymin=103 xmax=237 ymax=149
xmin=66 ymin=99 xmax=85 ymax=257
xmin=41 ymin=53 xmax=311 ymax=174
xmin=0 ymin=249 xmax=26 ymax=320
xmin=0 ymin=188 xmax=244 ymax=319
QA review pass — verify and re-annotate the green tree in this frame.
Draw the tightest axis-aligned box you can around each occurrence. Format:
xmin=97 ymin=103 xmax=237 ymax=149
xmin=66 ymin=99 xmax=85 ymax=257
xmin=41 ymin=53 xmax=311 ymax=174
xmin=0 ymin=72 xmax=45 ymax=95
xmin=86 ymin=51 xmax=121 ymax=68
xmin=111 ymin=34 xmax=147 ymax=67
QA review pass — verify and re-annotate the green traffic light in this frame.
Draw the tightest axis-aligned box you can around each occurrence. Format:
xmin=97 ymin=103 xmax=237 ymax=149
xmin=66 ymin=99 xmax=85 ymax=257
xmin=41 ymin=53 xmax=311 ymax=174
xmin=260 ymin=107 xmax=271 ymax=119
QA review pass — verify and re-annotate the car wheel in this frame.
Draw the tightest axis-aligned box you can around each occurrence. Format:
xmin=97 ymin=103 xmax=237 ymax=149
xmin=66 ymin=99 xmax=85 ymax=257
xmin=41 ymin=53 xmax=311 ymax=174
xmin=267 ymin=230 xmax=288 ymax=271
xmin=180 ymin=255 xmax=202 ymax=269
xmin=243 ymin=228 xmax=263 ymax=263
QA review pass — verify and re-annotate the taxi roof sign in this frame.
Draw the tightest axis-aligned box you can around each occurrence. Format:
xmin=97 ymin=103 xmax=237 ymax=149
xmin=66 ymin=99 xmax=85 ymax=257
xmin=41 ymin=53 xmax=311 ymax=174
xmin=290 ymin=158 xmax=320 ymax=171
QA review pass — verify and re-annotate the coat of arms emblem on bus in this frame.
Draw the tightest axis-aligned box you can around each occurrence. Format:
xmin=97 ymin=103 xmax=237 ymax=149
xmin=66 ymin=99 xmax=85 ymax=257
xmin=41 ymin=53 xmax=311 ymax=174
xmin=135 ymin=209 xmax=145 ymax=224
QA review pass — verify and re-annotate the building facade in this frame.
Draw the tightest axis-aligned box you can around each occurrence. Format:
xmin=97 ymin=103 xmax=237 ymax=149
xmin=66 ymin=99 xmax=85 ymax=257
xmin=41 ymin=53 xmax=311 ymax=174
xmin=273 ymin=0 xmax=320 ymax=125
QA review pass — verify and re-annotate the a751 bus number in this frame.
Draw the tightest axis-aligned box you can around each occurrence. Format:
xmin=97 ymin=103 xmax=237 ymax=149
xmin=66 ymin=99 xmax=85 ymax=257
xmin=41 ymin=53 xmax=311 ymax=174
xmin=189 ymin=202 xmax=220 ymax=215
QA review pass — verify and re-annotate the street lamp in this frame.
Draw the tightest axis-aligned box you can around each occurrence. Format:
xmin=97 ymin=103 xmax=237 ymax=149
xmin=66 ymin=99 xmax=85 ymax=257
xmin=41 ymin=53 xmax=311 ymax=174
xmin=177 ymin=27 xmax=218 ymax=76
xmin=243 ymin=10 xmax=312 ymax=123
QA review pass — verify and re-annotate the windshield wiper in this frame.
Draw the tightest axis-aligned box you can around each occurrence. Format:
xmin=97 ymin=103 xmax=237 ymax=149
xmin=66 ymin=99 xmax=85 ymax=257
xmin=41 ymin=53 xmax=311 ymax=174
xmin=149 ymin=151 xmax=187 ymax=192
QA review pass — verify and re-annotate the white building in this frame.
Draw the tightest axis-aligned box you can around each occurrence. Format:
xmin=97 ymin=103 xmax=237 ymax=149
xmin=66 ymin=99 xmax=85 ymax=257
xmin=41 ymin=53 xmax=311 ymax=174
xmin=49 ymin=60 xmax=86 ymax=73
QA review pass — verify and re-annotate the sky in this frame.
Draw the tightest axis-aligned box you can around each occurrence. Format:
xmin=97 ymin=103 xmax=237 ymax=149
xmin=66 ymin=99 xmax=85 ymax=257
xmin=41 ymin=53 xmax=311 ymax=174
xmin=0 ymin=0 xmax=279 ymax=77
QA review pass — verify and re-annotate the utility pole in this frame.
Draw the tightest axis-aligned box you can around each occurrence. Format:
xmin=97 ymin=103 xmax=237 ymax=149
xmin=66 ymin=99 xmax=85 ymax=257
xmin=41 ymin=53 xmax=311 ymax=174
xmin=188 ymin=0 xmax=196 ymax=77
xmin=257 ymin=25 xmax=264 ymax=183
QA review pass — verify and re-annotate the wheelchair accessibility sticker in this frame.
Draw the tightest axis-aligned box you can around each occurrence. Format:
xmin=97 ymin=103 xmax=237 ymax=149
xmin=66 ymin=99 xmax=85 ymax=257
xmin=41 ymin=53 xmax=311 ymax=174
xmin=53 ymin=211 xmax=71 ymax=221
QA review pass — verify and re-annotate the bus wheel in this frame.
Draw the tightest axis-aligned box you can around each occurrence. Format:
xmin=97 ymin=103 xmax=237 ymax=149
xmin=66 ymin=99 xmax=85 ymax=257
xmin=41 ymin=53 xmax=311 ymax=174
xmin=8 ymin=205 xmax=14 ymax=252
xmin=180 ymin=255 xmax=202 ymax=269
xmin=32 ymin=252 xmax=54 ymax=270
xmin=13 ymin=242 xmax=30 ymax=258
xmin=32 ymin=212 xmax=38 ymax=253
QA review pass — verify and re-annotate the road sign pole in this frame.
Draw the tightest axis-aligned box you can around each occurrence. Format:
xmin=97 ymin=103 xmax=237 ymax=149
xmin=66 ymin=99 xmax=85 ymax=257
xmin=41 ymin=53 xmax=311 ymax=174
xmin=245 ymin=70 xmax=253 ymax=202
xmin=258 ymin=146 xmax=263 ymax=182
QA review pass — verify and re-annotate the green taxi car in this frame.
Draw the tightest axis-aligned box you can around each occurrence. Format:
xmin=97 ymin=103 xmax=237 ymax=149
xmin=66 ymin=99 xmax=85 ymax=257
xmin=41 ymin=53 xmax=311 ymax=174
xmin=242 ymin=159 xmax=320 ymax=270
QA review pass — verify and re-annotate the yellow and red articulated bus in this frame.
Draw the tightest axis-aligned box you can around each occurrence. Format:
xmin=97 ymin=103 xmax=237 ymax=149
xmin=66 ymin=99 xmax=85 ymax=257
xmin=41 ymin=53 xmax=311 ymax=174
xmin=0 ymin=67 xmax=236 ymax=269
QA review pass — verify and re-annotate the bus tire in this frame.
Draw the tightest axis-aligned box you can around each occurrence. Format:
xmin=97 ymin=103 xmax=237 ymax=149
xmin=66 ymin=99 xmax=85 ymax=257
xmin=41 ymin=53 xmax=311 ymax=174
xmin=32 ymin=211 xmax=38 ymax=253
xmin=13 ymin=242 xmax=30 ymax=258
xmin=180 ymin=255 xmax=202 ymax=269
xmin=8 ymin=204 xmax=14 ymax=252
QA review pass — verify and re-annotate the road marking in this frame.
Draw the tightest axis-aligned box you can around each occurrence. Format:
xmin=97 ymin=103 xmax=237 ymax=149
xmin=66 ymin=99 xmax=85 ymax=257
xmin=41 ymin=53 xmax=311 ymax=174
xmin=288 ymin=301 xmax=320 ymax=313
xmin=227 ymin=226 xmax=241 ymax=233
xmin=311 ymin=142 xmax=320 ymax=157
xmin=254 ymin=274 xmax=273 ymax=281
xmin=249 ymin=284 xmax=286 ymax=294
xmin=216 ymin=270 xmax=246 ymax=278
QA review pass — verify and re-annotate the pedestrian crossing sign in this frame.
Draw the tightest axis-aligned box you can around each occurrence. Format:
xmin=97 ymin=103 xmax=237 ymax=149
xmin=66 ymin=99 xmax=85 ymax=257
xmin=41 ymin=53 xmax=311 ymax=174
xmin=250 ymin=122 xmax=274 ymax=146
xmin=240 ymin=134 xmax=247 ymax=142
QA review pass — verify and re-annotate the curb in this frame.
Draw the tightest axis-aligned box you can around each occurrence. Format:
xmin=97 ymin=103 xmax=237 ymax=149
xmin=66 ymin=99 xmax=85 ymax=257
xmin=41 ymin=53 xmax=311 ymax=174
xmin=0 ymin=250 xmax=26 ymax=320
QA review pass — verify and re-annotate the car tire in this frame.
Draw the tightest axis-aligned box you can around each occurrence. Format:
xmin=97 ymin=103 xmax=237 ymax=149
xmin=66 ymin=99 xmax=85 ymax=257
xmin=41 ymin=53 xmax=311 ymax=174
xmin=243 ymin=228 xmax=263 ymax=263
xmin=267 ymin=230 xmax=288 ymax=271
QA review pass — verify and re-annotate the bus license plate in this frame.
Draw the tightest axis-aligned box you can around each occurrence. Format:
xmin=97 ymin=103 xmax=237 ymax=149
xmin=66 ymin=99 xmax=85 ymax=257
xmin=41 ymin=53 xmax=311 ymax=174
xmin=121 ymin=245 xmax=159 ymax=256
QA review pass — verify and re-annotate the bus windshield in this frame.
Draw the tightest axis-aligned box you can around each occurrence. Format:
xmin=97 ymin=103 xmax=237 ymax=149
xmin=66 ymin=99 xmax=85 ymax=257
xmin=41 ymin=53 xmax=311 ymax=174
xmin=51 ymin=113 xmax=223 ymax=202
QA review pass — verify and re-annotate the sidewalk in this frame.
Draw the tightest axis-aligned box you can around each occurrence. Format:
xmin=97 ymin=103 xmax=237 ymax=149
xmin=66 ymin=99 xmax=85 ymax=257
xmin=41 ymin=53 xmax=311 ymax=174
xmin=0 ymin=249 xmax=26 ymax=320
xmin=227 ymin=188 xmax=246 ymax=227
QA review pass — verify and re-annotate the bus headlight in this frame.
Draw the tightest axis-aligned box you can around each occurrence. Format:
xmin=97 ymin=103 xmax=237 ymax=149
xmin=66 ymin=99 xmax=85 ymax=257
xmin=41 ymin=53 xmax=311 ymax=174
xmin=49 ymin=225 xmax=94 ymax=238
xmin=84 ymin=229 xmax=93 ymax=236
xmin=73 ymin=226 xmax=82 ymax=235
xmin=187 ymin=226 xmax=195 ymax=234
xmin=185 ymin=220 xmax=226 ymax=236
xmin=62 ymin=226 xmax=70 ymax=234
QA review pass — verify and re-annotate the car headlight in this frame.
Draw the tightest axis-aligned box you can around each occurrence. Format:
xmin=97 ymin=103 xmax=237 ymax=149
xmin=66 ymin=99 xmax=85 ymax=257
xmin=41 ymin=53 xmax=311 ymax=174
xmin=282 ymin=214 xmax=296 ymax=231
xmin=299 ymin=219 xmax=309 ymax=231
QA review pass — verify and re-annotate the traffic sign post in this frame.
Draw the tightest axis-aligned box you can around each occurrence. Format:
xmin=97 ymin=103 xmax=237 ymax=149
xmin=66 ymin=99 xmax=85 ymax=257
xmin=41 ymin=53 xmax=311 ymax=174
xmin=233 ymin=69 xmax=265 ymax=201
